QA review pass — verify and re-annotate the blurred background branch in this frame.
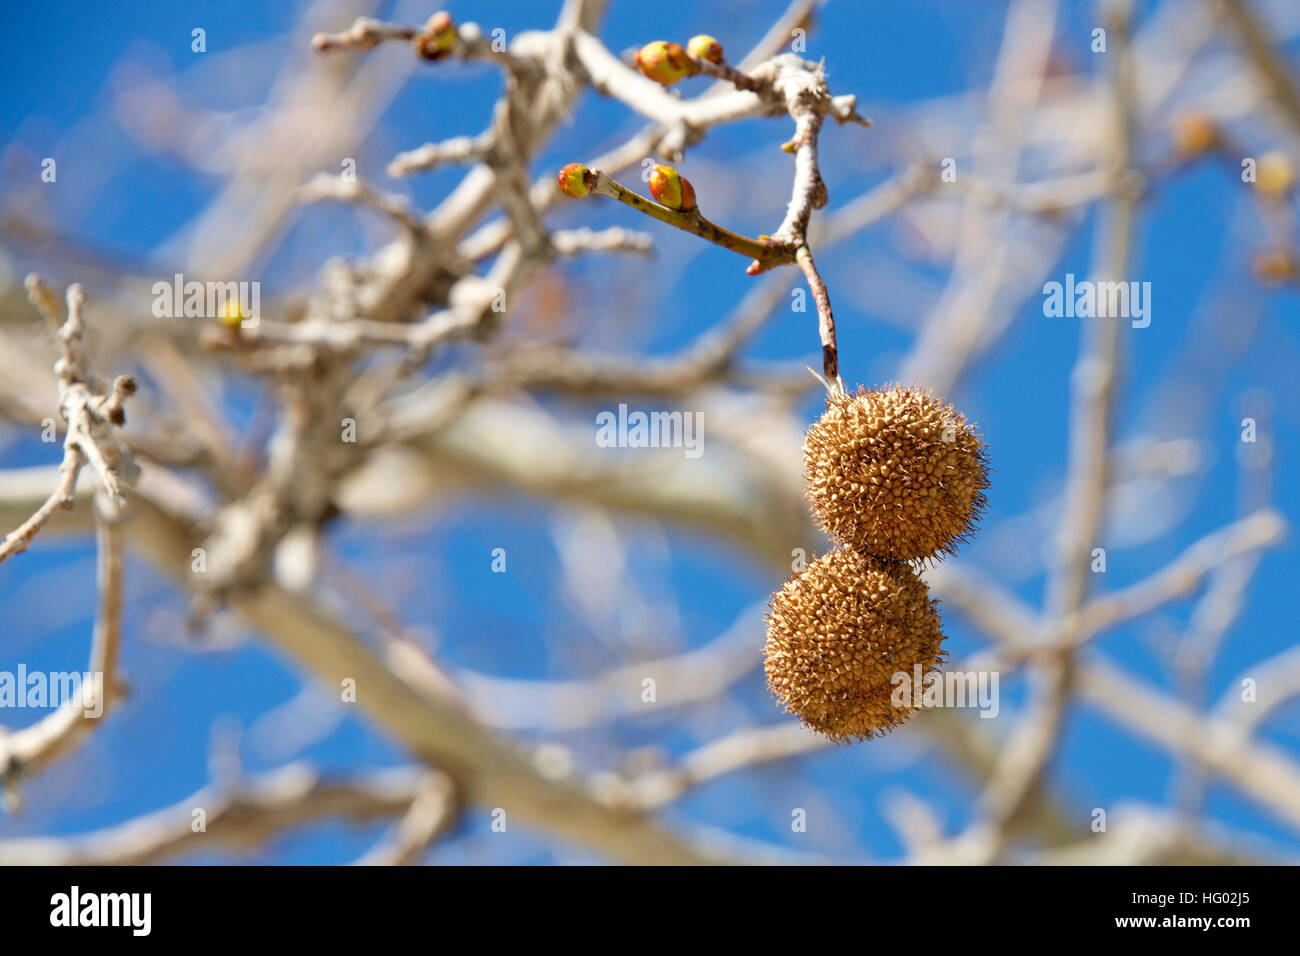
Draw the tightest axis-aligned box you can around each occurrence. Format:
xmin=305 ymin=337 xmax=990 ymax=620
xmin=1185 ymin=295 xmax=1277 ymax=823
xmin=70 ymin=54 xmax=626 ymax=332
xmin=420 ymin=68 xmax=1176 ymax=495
xmin=0 ymin=0 xmax=1297 ymax=865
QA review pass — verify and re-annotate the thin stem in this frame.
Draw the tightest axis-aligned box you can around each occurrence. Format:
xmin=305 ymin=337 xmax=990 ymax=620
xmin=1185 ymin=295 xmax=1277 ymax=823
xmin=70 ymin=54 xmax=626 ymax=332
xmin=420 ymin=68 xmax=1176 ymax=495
xmin=589 ymin=171 xmax=793 ymax=270
xmin=0 ymin=506 xmax=125 ymax=798
xmin=1221 ymin=0 xmax=1300 ymax=138
xmin=693 ymin=58 xmax=767 ymax=94
xmin=0 ymin=447 xmax=82 ymax=566
xmin=312 ymin=19 xmax=418 ymax=51
xmin=794 ymin=245 xmax=839 ymax=382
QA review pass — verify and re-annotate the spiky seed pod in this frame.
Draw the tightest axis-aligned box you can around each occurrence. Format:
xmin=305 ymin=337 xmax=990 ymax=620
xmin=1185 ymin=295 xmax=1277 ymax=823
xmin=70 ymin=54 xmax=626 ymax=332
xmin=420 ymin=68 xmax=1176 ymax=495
xmin=648 ymin=164 xmax=697 ymax=211
xmin=635 ymin=41 xmax=693 ymax=86
xmin=764 ymin=548 xmax=946 ymax=741
xmin=804 ymin=384 xmax=989 ymax=561
xmin=687 ymin=34 xmax=724 ymax=64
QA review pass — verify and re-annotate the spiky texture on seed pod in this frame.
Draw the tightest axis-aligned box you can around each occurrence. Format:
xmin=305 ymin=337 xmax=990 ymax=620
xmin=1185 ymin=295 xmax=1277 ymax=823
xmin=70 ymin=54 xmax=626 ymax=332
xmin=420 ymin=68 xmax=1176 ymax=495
xmin=764 ymin=548 xmax=946 ymax=741
xmin=648 ymin=164 xmax=696 ymax=211
xmin=804 ymin=384 xmax=989 ymax=561
xmin=636 ymin=41 xmax=693 ymax=85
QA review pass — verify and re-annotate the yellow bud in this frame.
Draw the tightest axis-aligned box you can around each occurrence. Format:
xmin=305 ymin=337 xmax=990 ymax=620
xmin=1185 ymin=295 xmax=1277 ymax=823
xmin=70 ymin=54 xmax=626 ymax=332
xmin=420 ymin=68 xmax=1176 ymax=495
xmin=1255 ymin=151 xmax=1294 ymax=199
xmin=414 ymin=11 xmax=456 ymax=61
xmin=687 ymin=34 xmax=723 ymax=64
xmin=218 ymin=298 xmax=244 ymax=329
xmin=648 ymin=164 xmax=697 ymax=211
xmin=635 ymin=41 xmax=693 ymax=86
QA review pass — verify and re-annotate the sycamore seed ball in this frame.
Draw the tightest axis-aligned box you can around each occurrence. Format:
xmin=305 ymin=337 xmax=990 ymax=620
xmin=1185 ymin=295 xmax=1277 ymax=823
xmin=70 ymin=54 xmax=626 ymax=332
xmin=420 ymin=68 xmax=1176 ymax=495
xmin=764 ymin=548 xmax=946 ymax=741
xmin=803 ymin=384 xmax=989 ymax=561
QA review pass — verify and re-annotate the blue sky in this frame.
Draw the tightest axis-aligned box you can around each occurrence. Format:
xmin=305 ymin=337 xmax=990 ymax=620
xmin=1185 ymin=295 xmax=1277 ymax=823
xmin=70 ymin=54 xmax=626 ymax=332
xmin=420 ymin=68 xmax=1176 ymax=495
xmin=1 ymin=0 xmax=1298 ymax=863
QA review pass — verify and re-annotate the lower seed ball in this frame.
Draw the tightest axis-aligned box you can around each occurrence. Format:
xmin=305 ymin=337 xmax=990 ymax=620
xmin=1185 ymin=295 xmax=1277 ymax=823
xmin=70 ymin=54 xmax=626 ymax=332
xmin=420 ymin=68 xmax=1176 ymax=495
xmin=803 ymin=384 xmax=990 ymax=561
xmin=764 ymin=548 xmax=946 ymax=741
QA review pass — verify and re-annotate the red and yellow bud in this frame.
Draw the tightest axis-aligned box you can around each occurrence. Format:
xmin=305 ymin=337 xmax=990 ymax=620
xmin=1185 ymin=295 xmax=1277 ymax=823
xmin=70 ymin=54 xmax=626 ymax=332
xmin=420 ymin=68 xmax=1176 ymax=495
xmin=687 ymin=34 xmax=723 ymax=64
xmin=414 ymin=11 xmax=456 ymax=61
xmin=635 ymin=41 xmax=693 ymax=86
xmin=557 ymin=163 xmax=596 ymax=198
xmin=648 ymin=164 xmax=696 ymax=211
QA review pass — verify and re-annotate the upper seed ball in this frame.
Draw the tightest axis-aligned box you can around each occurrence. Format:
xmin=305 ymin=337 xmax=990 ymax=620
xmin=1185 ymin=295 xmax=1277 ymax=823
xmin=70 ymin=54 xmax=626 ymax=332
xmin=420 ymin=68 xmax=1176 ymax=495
xmin=803 ymin=384 xmax=989 ymax=561
xmin=764 ymin=548 xmax=946 ymax=741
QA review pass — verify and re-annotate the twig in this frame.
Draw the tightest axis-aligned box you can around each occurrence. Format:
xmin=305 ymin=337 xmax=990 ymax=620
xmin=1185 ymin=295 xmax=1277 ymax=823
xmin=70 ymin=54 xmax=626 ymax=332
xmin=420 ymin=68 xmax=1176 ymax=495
xmin=1077 ymin=654 xmax=1300 ymax=833
xmin=794 ymin=246 xmax=839 ymax=382
xmin=455 ymin=603 xmax=766 ymax=731
xmin=353 ymin=771 xmax=458 ymax=865
xmin=113 ymin=488 xmax=751 ymax=864
xmin=311 ymin=18 xmax=417 ymax=52
xmin=766 ymin=60 xmax=840 ymax=380
xmin=311 ymin=14 xmax=514 ymax=67
xmin=1050 ymin=0 xmax=1139 ymax=621
xmin=0 ymin=501 xmax=127 ymax=801
xmin=1220 ymin=0 xmax=1300 ymax=138
xmin=584 ymin=169 xmax=792 ymax=268
xmin=625 ymin=723 xmax=830 ymax=810
xmin=0 ymin=764 xmax=440 ymax=865
xmin=1217 ymin=646 xmax=1300 ymax=732
xmin=1 ymin=279 xmax=136 ymax=565
xmin=299 ymin=174 xmax=431 ymax=237
xmin=957 ymin=0 xmax=1139 ymax=865
xmin=389 ymin=133 xmax=495 ymax=177
xmin=1077 ymin=509 xmax=1286 ymax=638
xmin=0 ymin=451 xmax=83 ymax=565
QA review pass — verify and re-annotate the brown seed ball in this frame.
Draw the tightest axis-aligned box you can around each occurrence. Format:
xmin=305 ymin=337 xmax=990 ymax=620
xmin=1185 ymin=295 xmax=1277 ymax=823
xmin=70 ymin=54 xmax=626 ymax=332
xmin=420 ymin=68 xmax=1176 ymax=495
xmin=803 ymin=384 xmax=989 ymax=561
xmin=764 ymin=548 xmax=946 ymax=741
